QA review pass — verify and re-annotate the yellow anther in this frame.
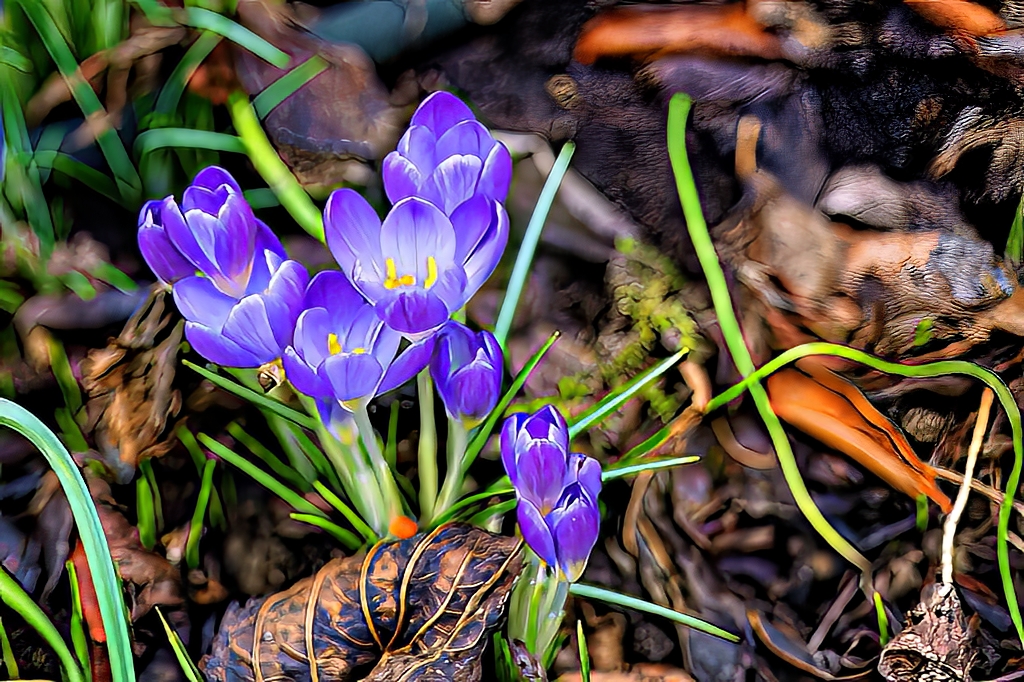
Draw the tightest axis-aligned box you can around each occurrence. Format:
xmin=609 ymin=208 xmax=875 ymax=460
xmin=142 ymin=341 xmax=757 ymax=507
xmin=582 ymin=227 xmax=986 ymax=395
xmin=327 ymin=333 xmax=342 ymax=355
xmin=384 ymin=256 xmax=417 ymax=289
xmin=351 ymin=347 xmax=367 ymax=355
xmin=424 ymin=256 xmax=438 ymax=289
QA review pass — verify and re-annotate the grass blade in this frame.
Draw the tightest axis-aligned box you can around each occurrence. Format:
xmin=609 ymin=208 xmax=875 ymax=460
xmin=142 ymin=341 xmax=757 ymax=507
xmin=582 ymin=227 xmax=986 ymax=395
xmin=289 ymin=513 xmax=362 ymax=550
xmin=252 ymin=55 xmax=328 ymax=119
xmin=577 ymin=620 xmax=591 ymax=682
xmin=0 ymin=399 xmax=135 ymax=682
xmin=181 ymin=359 xmax=316 ymax=430
xmin=227 ymin=91 xmax=324 ymax=241
xmin=312 ymin=481 xmax=376 ymax=543
xmin=155 ymin=607 xmax=202 ymax=682
xmin=136 ymin=473 xmax=157 ymax=550
xmin=32 ymin=151 xmax=121 ymax=203
xmin=227 ymin=421 xmax=308 ymax=490
xmin=65 ymin=560 xmax=93 ymax=682
xmin=602 ymin=455 xmax=700 ymax=481
xmin=185 ymin=458 xmax=215 ymax=570
xmin=0 ymin=568 xmax=85 ymax=682
xmin=182 ymin=8 xmax=289 ymax=69
xmin=570 ymin=583 xmax=739 ymax=643
xmin=155 ymin=31 xmax=222 ymax=116
xmin=494 ymin=142 xmax=575 ymax=347
xmin=666 ymin=94 xmax=871 ymax=579
xmin=463 ymin=330 xmax=560 ymax=471
xmin=198 ymin=433 xmax=327 ymax=518
xmin=134 ymin=129 xmax=246 ymax=156
xmin=16 ymin=0 xmax=142 ymax=203
xmin=0 ymin=616 xmax=18 ymax=679
xmin=568 ymin=349 xmax=687 ymax=439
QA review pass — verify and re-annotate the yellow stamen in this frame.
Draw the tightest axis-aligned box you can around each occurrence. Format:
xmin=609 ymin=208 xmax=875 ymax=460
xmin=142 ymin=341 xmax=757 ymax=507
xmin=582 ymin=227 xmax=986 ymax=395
xmin=327 ymin=333 xmax=342 ymax=355
xmin=424 ymin=256 xmax=438 ymax=289
xmin=351 ymin=347 xmax=367 ymax=355
xmin=384 ymin=256 xmax=417 ymax=289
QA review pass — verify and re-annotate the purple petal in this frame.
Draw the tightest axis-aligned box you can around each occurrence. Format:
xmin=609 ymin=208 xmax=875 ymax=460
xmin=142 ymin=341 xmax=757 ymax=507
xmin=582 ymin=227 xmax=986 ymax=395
xmin=376 ymin=290 xmax=451 ymax=336
xmin=382 ymin=151 xmax=424 ymax=205
xmin=410 ymin=91 xmax=476 ymax=134
xmin=291 ymin=307 xmax=333 ymax=370
xmin=190 ymin=166 xmax=242 ymax=194
xmin=221 ymin=296 xmax=280 ymax=365
xmin=319 ymin=353 xmax=385 ymax=402
xmin=549 ymin=493 xmax=600 ymax=582
xmin=517 ymin=499 xmax=556 ymax=566
xmin=435 ymin=120 xmax=494 ymax=162
xmin=479 ymin=141 xmax=513 ymax=202
xmin=283 ymin=346 xmax=331 ymax=399
xmin=448 ymin=356 xmax=501 ymax=422
xmin=379 ymin=334 xmax=435 ymax=395
xmin=459 ymin=202 xmax=509 ymax=295
xmin=138 ymin=211 xmax=193 ymax=284
xmin=524 ymin=406 xmax=569 ymax=452
xmin=172 ymin=276 xmax=234 ymax=328
xmin=380 ymin=198 xmax=459 ymax=278
xmin=501 ymin=413 xmax=530 ymax=488
xmin=572 ymin=453 xmax=603 ymax=502
xmin=515 ymin=440 xmax=570 ymax=511
xmin=324 ymin=189 xmax=384 ymax=287
xmin=315 ymin=399 xmax=355 ymax=440
xmin=420 ymin=155 xmax=483 ymax=214
xmin=304 ymin=270 xmax=365 ymax=311
xmin=184 ymin=322 xmax=264 ymax=367
xmin=261 ymin=260 xmax=310 ymax=349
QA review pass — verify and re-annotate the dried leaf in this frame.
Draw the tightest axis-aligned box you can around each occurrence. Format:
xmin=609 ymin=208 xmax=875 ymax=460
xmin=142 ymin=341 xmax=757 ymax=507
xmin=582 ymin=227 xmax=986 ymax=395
xmin=748 ymin=609 xmax=872 ymax=681
xmin=766 ymin=366 xmax=952 ymax=512
xmin=878 ymin=583 xmax=976 ymax=682
xmin=201 ymin=523 xmax=522 ymax=682
xmin=80 ymin=287 xmax=183 ymax=483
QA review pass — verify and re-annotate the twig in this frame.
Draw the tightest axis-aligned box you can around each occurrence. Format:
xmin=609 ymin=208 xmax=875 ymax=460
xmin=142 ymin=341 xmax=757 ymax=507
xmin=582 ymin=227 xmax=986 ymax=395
xmin=941 ymin=389 xmax=994 ymax=585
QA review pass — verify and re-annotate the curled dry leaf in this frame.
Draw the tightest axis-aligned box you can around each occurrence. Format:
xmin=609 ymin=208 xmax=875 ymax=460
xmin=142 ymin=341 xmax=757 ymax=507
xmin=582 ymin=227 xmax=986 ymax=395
xmin=748 ymin=609 xmax=872 ymax=681
xmin=765 ymin=365 xmax=952 ymax=512
xmin=878 ymin=583 xmax=977 ymax=682
xmin=201 ymin=523 xmax=523 ymax=682
xmin=80 ymin=286 xmax=183 ymax=484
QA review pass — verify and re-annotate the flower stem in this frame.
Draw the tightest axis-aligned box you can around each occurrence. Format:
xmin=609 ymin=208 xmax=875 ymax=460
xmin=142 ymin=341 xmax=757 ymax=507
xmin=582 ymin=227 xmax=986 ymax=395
xmin=351 ymin=404 xmax=405 ymax=524
xmin=318 ymin=418 xmax=386 ymax=535
xmin=417 ymin=370 xmax=438 ymax=522
xmin=431 ymin=418 xmax=469 ymax=525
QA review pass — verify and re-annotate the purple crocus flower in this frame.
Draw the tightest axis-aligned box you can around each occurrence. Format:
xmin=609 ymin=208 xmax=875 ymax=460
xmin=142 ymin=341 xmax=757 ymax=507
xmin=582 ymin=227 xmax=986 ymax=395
xmin=324 ymin=188 xmax=508 ymax=337
xmin=282 ymin=271 xmax=430 ymax=408
xmin=501 ymin=406 xmax=602 ymax=581
xmin=137 ymin=166 xmax=310 ymax=367
xmin=382 ymin=91 xmax=512 ymax=215
xmin=429 ymin=321 xmax=503 ymax=426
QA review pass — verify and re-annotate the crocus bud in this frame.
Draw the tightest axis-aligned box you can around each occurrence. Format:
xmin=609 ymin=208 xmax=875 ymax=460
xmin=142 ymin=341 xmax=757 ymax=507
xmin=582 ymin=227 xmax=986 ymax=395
xmin=430 ymin=321 xmax=503 ymax=426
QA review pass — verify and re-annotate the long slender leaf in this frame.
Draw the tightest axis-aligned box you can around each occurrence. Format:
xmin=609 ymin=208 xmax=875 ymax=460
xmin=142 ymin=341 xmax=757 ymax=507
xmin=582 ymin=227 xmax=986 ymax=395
xmin=227 ymin=422 xmax=308 ymax=490
xmin=227 ymin=92 xmax=324 ymax=241
xmin=0 ymin=568 xmax=85 ymax=682
xmin=463 ymin=331 xmax=560 ymax=471
xmin=312 ymin=481 xmax=376 ymax=543
xmin=289 ymin=513 xmax=362 ymax=550
xmin=577 ymin=620 xmax=591 ymax=682
xmin=494 ymin=142 xmax=575 ymax=346
xmin=666 ymin=94 xmax=872 ymax=579
xmin=155 ymin=607 xmax=202 ymax=682
xmin=0 ymin=400 xmax=135 ymax=682
xmin=32 ymin=151 xmax=121 ymax=203
xmin=185 ymin=458 xmax=215 ymax=570
xmin=1 ymin=86 xmax=55 ymax=251
xmin=198 ymin=433 xmax=327 ymax=517
xmin=252 ymin=55 xmax=327 ymax=118
xmin=0 ymin=616 xmax=18 ymax=680
xmin=182 ymin=8 xmax=289 ymax=68
xmin=181 ymin=359 xmax=316 ymax=429
xmin=65 ymin=560 xmax=93 ymax=682
xmin=16 ymin=0 xmax=141 ymax=203
xmin=569 ymin=349 xmax=688 ymax=439
xmin=155 ymin=31 xmax=222 ymax=116
xmin=135 ymin=129 xmax=246 ymax=156
xmin=570 ymin=583 xmax=739 ymax=642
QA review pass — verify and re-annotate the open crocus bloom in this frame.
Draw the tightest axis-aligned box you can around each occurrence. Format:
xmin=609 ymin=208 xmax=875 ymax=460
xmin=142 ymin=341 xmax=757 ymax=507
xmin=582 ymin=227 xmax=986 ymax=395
xmin=382 ymin=91 xmax=512 ymax=215
xmin=501 ymin=406 xmax=602 ymax=581
xmin=325 ymin=188 xmax=508 ymax=337
xmin=138 ymin=166 xmax=310 ymax=367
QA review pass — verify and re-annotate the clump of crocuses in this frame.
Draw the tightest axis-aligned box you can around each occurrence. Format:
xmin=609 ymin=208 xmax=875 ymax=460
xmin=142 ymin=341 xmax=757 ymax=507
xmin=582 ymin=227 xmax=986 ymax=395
xmin=501 ymin=406 xmax=602 ymax=582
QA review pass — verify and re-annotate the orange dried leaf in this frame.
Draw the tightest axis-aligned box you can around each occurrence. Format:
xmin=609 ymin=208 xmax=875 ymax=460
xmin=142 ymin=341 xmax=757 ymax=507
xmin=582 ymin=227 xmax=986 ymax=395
xmin=766 ymin=368 xmax=952 ymax=513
